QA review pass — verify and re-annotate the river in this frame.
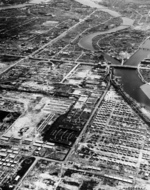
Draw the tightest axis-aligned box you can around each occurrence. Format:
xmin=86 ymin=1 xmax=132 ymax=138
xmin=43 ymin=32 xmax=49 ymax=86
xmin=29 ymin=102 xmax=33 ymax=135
xmin=125 ymin=39 xmax=150 ymax=66
xmin=79 ymin=17 xmax=134 ymax=51
xmin=1 ymin=0 xmax=150 ymax=110
xmin=76 ymin=0 xmax=150 ymax=111
xmin=117 ymin=39 xmax=150 ymax=110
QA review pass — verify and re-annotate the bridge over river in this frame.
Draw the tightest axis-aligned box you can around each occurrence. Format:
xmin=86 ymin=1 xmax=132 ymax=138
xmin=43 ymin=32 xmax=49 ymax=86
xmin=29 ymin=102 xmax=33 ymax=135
xmin=111 ymin=65 xmax=137 ymax=69
xmin=76 ymin=0 xmax=150 ymax=112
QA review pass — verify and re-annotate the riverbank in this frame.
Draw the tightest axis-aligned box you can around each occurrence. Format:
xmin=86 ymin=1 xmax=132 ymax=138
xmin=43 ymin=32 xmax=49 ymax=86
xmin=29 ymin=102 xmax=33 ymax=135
xmin=112 ymin=78 xmax=150 ymax=125
xmin=78 ymin=21 xmax=131 ymax=51
xmin=78 ymin=3 xmax=134 ymax=51
xmin=76 ymin=0 xmax=150 ymax=113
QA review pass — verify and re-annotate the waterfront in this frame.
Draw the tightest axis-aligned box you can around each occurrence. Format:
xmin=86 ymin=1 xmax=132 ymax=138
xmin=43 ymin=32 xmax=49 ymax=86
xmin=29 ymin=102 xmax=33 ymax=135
xmin=78 ymin=17 xmax=134 ymax=51
xmin=125 ymin=39 xmax=150 ymax=66
xmin=1 ymin=0 xmax=150 ymax=189
xmin=75 ymin=0 xmax=121 ymax=17
xmin=78 ymin=0 xmax=150 ymax=111
xmin=116 ymin=39 xmax=150 ymax=111
xmin=114 ymin=68 xmax=150 ymax=110
xmin=1 ymin=0 xmax=150 ymax=110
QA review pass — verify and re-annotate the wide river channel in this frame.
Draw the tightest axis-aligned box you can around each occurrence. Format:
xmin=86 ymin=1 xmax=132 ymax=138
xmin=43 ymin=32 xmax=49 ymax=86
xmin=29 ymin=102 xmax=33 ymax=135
xmin=76 ymin=0 xmax=150 ymax=111
xmin=1 ymin=0 xmax=150 ymax=110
